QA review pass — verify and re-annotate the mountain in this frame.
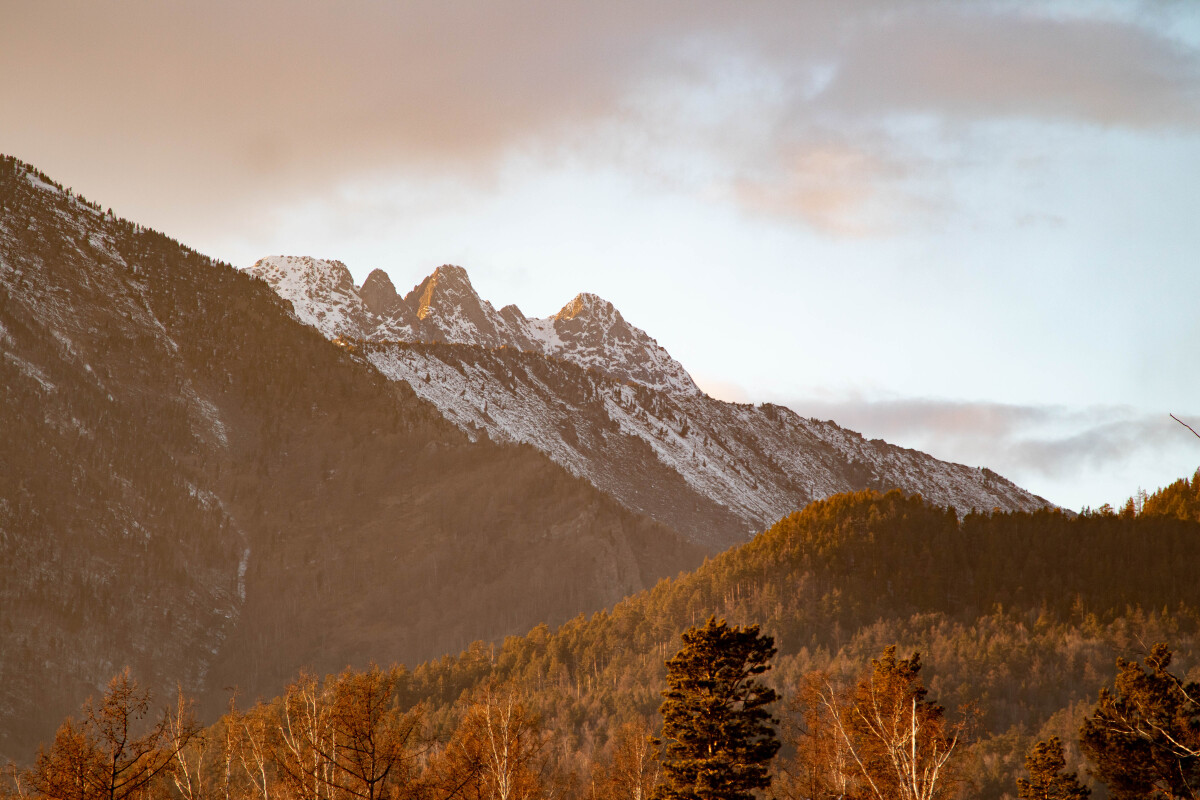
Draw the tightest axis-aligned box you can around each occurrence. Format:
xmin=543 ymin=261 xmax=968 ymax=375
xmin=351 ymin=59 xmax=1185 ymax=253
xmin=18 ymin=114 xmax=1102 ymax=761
xmin=0 ymin=157 xmax=704 ymax=760
xmin=247 ymin=257 xmax=1050 ymax=548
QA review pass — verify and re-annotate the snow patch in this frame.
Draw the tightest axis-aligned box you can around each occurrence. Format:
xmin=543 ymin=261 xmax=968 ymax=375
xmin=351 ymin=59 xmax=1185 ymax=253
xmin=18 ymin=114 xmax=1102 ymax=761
xmin=4 ymin=352 xmax=55 ymax=391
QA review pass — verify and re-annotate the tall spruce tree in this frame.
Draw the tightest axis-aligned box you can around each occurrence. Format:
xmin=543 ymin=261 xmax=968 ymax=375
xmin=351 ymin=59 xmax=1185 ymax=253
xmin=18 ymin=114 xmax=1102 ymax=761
xmin=656 ymin=617 xmax=779 ymax=800
xmin=1017 ymin=737 xmax=1090 ymax=800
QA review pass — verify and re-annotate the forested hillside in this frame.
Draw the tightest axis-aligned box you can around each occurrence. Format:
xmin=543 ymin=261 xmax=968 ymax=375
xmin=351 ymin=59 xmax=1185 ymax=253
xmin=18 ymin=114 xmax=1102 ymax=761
xmin=389 ymin=485 xmax=1200 ymax=796
xmin=14 ymin=486 xmax=1199 ymax=798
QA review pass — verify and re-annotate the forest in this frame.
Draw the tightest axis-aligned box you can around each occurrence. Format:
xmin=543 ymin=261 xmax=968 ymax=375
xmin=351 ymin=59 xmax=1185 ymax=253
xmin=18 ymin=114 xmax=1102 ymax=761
xmin=6 ymin=472 xmax=1200 ymax=800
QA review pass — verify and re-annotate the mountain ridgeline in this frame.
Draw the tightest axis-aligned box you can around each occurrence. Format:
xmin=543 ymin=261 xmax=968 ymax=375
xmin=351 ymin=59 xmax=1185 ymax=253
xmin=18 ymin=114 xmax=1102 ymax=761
xmin=247 ymin=256 xmax=1050 ymax=549
xmin=0 ymin=157 xmax=704 ymax=759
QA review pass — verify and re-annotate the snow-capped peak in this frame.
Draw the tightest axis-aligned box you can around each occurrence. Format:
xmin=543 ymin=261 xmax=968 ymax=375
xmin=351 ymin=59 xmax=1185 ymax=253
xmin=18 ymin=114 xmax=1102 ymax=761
xmin=546 ymin=292 xmax=698 ymax=395
xmin=245 ymin=256 xmax=373 ymax=339
xmin=248 ymin=260 xmax=699 ymax=395
xmin=406 ymin=264 xmax=476 ymax=322
xmin=554 ymin=292 xmax=617 ymax=322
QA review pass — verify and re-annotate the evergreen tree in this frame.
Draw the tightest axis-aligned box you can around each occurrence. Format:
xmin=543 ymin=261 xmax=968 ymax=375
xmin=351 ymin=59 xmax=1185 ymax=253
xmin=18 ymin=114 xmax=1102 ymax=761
xmin=656 ymin=617 xmax=779 ymax=800
xmin=1080 ymin=643 xmax=1200 ymax=800
xmin=1017 ymin=737 xmax=1089 ymax=800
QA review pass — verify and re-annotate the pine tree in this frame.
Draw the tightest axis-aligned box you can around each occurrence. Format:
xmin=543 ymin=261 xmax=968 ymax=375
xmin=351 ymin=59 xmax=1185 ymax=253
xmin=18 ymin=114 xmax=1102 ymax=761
xmin=656 ymin=617 xmax=779 ymax=800
xmin=1080 ymin=643 xmax=1200 ymax=800
xmin=1017 ymin=737 xmax=1089 ymax=800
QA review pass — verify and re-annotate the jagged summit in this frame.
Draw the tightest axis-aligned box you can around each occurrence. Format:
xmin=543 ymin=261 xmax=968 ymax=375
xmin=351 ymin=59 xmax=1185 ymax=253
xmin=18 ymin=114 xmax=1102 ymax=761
xmin=554 ymin=292 xmax=615 ymax=321
xmin=543 ymin=292 xmax=698 ymax=395
xmin=247 ymin=259 xmax=700 ymax=394
xmin=406 ymin=265 xmax=475 ymax=321
xmin=247 ymin=256 xmax=373 ymax=338
xmin=359 ymin=269 xmax=402 ymax=317
xmin=401 ymin=264 xmax=520 ymax=348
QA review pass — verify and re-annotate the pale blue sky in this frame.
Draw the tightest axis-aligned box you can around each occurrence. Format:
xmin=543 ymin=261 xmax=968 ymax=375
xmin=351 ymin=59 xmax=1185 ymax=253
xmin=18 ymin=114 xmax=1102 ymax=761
xmin=4 ymin=0 xmax=1198 ymax=509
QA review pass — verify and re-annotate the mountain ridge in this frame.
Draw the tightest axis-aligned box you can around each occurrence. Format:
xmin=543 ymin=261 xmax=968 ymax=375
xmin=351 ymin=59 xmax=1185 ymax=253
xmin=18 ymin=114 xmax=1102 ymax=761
xmin=246 ymin=255 xmax=701 ymax=395
xmin=248 ymin=256 xmax=1052 ymax=547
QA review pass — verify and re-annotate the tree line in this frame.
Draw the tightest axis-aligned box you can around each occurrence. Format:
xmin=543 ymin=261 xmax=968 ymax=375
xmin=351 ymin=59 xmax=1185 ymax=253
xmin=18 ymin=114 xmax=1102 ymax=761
xmin=7 ymin=467 xmax=1200 ymax=798
xmin=6 ymin=618 xmax=1200 ymax=800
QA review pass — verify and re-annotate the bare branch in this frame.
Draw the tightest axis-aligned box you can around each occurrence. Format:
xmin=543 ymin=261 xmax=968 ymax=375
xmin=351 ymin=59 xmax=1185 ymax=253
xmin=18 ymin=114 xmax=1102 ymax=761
xmin=1171 ymin=413 xmax=1200 ymax=440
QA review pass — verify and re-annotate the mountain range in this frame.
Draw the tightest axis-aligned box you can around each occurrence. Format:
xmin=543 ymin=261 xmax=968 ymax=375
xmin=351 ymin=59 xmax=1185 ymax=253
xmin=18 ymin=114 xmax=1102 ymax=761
xmin=247 ymin=255 xmax=1049 ymax=548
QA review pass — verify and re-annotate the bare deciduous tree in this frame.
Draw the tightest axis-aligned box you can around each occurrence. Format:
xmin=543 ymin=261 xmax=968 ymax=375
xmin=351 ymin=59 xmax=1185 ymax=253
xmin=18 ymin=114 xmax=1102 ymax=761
xmin=25 ymin=668 xmax=198 ymax=800
xmin=323 ymin=665 xmax=423 ymax=800
xmin=590 ymin=718 xmax=660 ymax=800
xmin=433 ymin=683 xmax=548 ymax=800
xmin=785 ymin=648 xmax=967 ymax=800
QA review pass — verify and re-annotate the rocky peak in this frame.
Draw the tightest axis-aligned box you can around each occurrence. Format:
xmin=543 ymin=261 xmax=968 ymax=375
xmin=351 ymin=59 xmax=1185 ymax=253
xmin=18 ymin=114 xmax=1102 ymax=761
xmin=552 ymin=292 xmax=635 ymax=345
xmin=554 ymin=293 xmax=618 ymax=323
xmin=359 ymin=269 xmax=402 ymax=317
xmin=402 ymin=265 xmax=516 ymax=348
xmin=499 ymin=304 xmax=526 ymax=323
xmin=245 ymin=256 xmax=373 ymax=339
xmin=249 ymin=259 xmax=699 ymax=394
xmin=405 ymin=265 xmax=476 ymax=321
xmin=546 ymin=292 xmax=698 ymax=396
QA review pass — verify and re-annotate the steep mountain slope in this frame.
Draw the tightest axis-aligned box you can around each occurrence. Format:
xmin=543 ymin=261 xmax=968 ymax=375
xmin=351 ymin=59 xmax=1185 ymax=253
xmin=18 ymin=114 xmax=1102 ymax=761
xmin=248 ymin=258 xmax=1050 ymax=547
xmin=0 ymin=158 xmax=703 ymax=759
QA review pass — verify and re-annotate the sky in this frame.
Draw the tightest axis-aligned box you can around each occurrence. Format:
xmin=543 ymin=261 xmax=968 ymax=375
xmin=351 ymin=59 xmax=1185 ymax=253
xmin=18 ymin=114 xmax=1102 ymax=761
xmin=3 ymin=0 xmax=1198 ymax=510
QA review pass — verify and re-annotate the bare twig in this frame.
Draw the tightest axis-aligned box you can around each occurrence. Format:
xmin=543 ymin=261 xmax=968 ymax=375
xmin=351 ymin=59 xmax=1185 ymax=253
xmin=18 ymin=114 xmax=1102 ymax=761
xmin=1171 ymin=414 xmax=1200 ymax=440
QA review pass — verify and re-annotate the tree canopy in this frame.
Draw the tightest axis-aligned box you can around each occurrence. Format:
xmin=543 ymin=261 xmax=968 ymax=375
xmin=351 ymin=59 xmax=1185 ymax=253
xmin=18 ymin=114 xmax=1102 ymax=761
xmin=656 ymin=617 xmax=779 ymax=800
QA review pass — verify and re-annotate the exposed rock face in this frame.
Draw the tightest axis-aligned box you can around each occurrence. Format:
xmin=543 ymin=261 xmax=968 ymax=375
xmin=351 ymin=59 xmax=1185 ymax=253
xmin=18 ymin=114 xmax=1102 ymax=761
xmin=359 ymin=268 xmax=403 ymax=317
xmin=249 ymin=260 xmax=1052 ymax=549
xmin=543 ymin=292 xmax=698 ymax=395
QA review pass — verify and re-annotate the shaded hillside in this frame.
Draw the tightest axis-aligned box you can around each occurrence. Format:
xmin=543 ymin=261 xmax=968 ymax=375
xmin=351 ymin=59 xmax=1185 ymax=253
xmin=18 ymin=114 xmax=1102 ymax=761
xmin=393 ymin=490 xmax=1200 ymax=796
xmin=0 ymin=157 xmax=703 ymax=760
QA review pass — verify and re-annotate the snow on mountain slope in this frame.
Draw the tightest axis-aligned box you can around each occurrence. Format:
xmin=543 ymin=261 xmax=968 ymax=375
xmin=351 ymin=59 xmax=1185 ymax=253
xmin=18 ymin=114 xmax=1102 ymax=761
xmin=544 ymin=293 xmax=698 ymax=395
xmin=358 ymin=340 xmax=1047 ymax=546
xmin=247 ymin=256 xmax=375 ymax=338
xmin=247 ymin=258 xmax=1050 ymax=548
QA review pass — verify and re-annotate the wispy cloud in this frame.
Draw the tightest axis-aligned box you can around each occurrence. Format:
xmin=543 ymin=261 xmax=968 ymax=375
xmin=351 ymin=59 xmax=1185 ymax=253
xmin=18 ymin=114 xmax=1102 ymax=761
xmin=781 ymin=394 xmax=1200 ymax=509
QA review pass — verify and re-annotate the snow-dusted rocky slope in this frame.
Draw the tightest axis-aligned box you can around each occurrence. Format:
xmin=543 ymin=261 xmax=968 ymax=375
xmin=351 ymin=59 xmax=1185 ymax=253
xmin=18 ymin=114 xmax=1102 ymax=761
xmin=248 ymin=257 xmax=1050 ymax=547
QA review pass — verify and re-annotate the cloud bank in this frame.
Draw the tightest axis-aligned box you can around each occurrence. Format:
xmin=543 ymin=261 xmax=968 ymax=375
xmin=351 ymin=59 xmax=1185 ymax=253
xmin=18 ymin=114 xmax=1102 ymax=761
xmin=4 ymin=1 xmax=1197 ymax=235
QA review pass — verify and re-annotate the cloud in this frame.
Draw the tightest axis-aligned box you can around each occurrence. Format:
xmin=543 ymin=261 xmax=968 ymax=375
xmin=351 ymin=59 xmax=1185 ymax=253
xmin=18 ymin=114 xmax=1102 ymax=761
xmin=782 ymin=394 xmax=1200 ymax=508
xmin=2 ymin=1 xmax=1197 ymax=239
xmin=816 ymin=9 xmax=1200 ymax=129
xmin=726 ymin=143 xmax=900 ymax=235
